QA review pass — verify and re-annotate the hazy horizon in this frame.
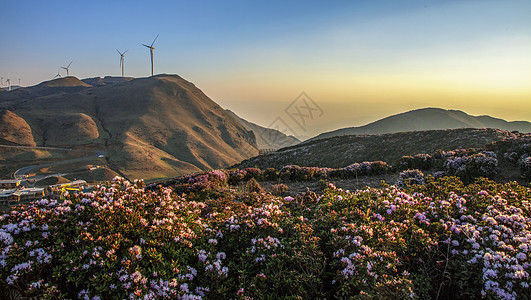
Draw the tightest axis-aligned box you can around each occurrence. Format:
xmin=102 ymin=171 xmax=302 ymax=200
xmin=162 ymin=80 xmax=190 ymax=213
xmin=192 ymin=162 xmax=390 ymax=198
xmin=2 ymin=0 xmax=530 ymax=138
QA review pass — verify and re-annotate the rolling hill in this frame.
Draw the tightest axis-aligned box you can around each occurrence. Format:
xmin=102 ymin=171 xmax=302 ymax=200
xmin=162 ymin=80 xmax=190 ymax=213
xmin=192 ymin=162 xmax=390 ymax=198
xmin=312 ymin=107 xmax=531 ymax=140
xmin=235 ymin=128 xmax=522 ymax=170
xmin=0 ymin=74 xmax=259 ymax=180
xmin=225 ymin=110 xmax=300 ymax=150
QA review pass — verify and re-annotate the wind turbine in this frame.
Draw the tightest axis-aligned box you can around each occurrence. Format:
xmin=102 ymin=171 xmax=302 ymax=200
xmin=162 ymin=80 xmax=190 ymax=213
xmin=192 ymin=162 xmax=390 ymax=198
xmin=142 ymin=34 xmax=158 ymax=76
xmin=54 ymin=69 xmax=62 ymax=79
xmin=61 ymin=61 xmax=73 ymax=77
xmin=6 ymin=78 xmax=11 ymax=91
xmin=18 ymin=79 xmax=21 ymax=87
xmin=117 ymin=49 xmax=128 ymax=77
xmin=1 ymin=77 xmax=3 ymax=88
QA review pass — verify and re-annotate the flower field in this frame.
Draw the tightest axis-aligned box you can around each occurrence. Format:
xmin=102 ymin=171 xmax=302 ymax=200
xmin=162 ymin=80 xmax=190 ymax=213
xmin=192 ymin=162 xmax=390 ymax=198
xmin=1 ymin=174 xmax=530 ymax=299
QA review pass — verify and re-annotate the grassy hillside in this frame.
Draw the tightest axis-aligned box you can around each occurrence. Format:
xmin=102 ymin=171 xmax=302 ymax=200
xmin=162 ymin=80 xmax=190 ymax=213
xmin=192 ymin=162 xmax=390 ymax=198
xmin=237 ymin=128 xmax=520 ymax=170
xmin=0 ymin=75 xmax=259 ymax=181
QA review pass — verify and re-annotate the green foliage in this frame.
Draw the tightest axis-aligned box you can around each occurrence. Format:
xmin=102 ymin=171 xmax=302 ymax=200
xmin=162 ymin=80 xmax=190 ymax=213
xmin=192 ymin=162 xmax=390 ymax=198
xmin=398 ymin=154 xmax=432 ymax=171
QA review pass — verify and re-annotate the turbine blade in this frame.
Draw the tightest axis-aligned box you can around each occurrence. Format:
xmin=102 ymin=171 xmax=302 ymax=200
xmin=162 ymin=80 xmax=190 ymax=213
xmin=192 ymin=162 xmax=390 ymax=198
xmin=67 ymin=61 xmax=72 ymax=68
xmin=151 ymin=34 xmax=159 ymax=47
xmin=123 ymin=49 xmax=128 ymax=54
xmin=117 ymin=49 xmax=121 ymax=55
xmin=142 ymin=44 xmax=151 ymax=48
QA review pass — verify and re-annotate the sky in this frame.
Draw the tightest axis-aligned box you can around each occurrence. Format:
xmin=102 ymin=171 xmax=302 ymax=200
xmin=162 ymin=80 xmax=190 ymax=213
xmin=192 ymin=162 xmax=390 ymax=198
xmin=1 ymin=0 xmax=530 ymax=139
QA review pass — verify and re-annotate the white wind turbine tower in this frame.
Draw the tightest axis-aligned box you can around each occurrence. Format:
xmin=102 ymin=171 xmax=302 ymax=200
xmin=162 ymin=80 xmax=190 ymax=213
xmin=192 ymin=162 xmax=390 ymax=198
xmin=18 ymin=79 xmax=21 ymax=87
xmin=6 ymin=78 xmax=11 ymax=91
xmin=1 ymin=77 xmax=3 ymax=88
xmin=61 ymin=61 xmax=73 ymax=77
xmin=117 ymin=49 xmax=128 ymax=77
xmin=142 ymin=34 xmax=159 ymax=76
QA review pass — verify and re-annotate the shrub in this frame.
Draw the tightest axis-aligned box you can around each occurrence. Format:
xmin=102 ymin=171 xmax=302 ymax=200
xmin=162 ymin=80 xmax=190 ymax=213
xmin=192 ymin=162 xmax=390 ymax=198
xmin=242 ymin=168 xmax=263 ymax=181
xmin=396 ymin=169 xmax=425 ymax=188
xmin=398 ymin=154 xmax=432 ymax=171
xmin=279 ymin=165 xmax=320 ymax=181
xmin=228 ymin=169 xmax=263 ymax=185
xmin=444 ymin=152 xmax=498 ymax=183
xmin=245 ymin=178 xmax=262 ymax=193
xmin=519 ymin=154 xmax=531 ymax=179
xmin=368 ymin=161 xmax=392 ymax=175
xmin=228 ymin=169 xmax=246 ymax=185
xmin=263 ymin=168 xmax=278 ymax=181
xmin=2 ymin=176 xmax=530 ymax=299
xmin=340 ymin=161 xmax=391 ymax=178
xmin=169 ymin=170 xmax=231 ymax=201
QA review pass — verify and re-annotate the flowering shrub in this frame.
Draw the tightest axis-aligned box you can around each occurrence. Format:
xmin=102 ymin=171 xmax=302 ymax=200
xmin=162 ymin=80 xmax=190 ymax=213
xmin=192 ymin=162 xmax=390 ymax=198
xmin=245 ymin=178 xmax=262 ymax=193
xmin=227 ymin=169 xmax=246 ymax=185
xmin=444 ymin=152 xmax=498 ymax=183
xmin=327 ymin=161 xmax=392 ymax=178
xmin=228 ymin=168 xmax=264 ymax=185
xmin=175 ymin=169 xmax=229 ymax=195
xmin=315 ymin=177 xmax=531 ymax=299
xmin=279 ymin=165 xmax=323 ymax=181
xmin=396 ymin=169 xmax=425 ymax=188
xmin=1 ymin=176 xmax=530 ymax=299
xmin=520 ymin=155 xmax=531 ymax=179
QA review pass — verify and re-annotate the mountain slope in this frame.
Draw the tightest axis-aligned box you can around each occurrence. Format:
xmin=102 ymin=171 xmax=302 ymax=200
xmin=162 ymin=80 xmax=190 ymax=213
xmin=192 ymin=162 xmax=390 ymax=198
xmin=0 ymin=75 xmax=259 ymax=180
xmin=0 ymin=110 xmax=36 ymax=146
xmin=225 ymin=110 xmax=300 ymax=149
xmin=236 ymin=128 xmax=520 ymax=170
xmin=312 ymin=108 xmax=531 ymax=140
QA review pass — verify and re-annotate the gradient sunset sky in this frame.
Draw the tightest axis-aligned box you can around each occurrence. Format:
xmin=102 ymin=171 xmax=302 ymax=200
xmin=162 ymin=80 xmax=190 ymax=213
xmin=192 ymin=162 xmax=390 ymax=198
xmin=1 ymin=0 xmax=530 ymax=138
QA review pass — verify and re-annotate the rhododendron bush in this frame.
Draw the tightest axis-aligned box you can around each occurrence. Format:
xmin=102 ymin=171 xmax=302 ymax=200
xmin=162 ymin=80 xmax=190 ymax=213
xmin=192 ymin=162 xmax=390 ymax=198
xmin=1 ymin=176 xmax=530 ymax=299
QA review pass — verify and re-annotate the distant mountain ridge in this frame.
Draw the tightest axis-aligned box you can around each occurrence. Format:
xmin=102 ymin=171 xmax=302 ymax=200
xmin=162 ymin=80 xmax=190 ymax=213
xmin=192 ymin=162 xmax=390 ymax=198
xmin=312 ymin=107 xmax=531 ymax=140
xmin=0 ymin=74 xmax=259 ymax=181
xmin=225 ymin=110 xmax=300 ymax=150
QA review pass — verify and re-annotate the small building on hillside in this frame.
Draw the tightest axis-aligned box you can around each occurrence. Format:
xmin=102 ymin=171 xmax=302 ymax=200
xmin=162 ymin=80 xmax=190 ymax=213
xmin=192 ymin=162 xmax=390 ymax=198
xmin=0 ymin=188 xmax=45 ymax=206
xmin=16 ymin=188 xmax=45 ymax=203
xmin=0 ymin=190 xmax=19 ymax=205
xmin=0 ymin=180 xmax=21 ymax=189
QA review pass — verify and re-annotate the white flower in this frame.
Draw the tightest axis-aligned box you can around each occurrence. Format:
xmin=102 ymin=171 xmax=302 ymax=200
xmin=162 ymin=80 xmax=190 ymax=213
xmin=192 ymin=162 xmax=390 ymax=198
xmin=216 ymin=252 xmax=226 ymax=260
